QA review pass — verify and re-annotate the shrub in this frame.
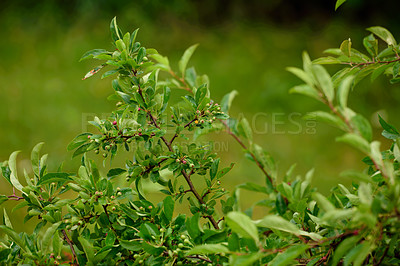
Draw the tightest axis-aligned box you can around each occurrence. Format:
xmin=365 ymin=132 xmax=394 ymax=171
xmin=1 ymin=11 xmax=400 ymax=266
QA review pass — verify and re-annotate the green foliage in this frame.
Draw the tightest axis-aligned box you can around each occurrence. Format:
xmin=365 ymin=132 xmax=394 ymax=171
xmin=0 ymin=15 xmax=400 ymax=265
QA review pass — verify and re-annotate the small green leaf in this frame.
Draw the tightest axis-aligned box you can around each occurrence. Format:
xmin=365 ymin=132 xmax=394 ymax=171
xmin=304 ymin=111 xmax=348 ymax=131
xmin=287 ymin=67 xmax=315 ymax=88
xmin=340 ymin=39 xmax=352 ymax=57
xmin=335 ymin=0 xmax=347 ymax=10
xmin=179 ymin=44 xmax=199 ymax=76
xmin=238 ymin=118 xmax=253 ymax=143
xmin=312 ymin=192 xmax=335 ymax=212
xmin=221 ymin=90 xmax=238 ymax=113
xmin=42 ymin=222 xmax=61 ymax=254
xmin=186 ymin=213 xmax=201 ymax=240
xmin=363 ymin=34 xmax=378 ymax=57
xmin=254 ymin=215 xmax=300 ymax=236
xmin=106 ymin=168 xmax=126 ymax=179
xmin=3 ymin=209 xmax=12 ymax=228
xmin=369 ymin=141 xmax=382 ymax=168
xmin=110 ymin=17 xmax=122 ymax=42
xmin=78 ymin=236 xmax=95 ymax=263
xmin=31 ymin=142 xmax=44 ymax=177
xmin=337 ymin=76 xmax=354 ymax=109
xmin=210 ymin=158 xmax=220 ymax=180
xmin=80 ymin=49 xmax=108 ymax=62
xmin=269 ymin=245 xmax=308 ymax=266
xmin=343 ymin=241 xmax=372 ymax=266
xmin=186 ymin=244 xmax=229 ymax=255
xmin=8 ymin=151 xmax=24 ymax=193
xmin=289 ymin=84 xmax=320 ymax=101
xmin=312 ymin=64 xmax=334 ymax=102
xmin=105 ymin=231 xmax=116 ymax=246
xmin=367 ymin=26 xmax=397 ymax=46
xmin=68 ymin=133 xmax=91 ymax=151
xmin=163 ymin=196 xmax=175 ymax=222
xmin=351 ymin=114 xmax=372 ymax=142
xmin=331 ymin=236 xmax=361 ymax=265
xmin=336 ymin=133 xmax=370 ymax=154
xmin=226 ymin=212 xmax=259 ymax=244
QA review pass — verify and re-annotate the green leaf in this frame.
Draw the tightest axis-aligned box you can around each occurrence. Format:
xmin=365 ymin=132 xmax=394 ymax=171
xmin=312 ymin=192 xmax=335 ymax=212
xmin=187 ymin=244 xmax=229 ymax=255
xmin=42 ymin=222 xmax=61 ymax=254
xmin=237 ymin=118 xmax=253 ymax=143
xmin=340 ymin=39 xmax=352 ymax=57
xmin=80 ymin=49 xmax=108 ymax=62
xmin=369 ymin=141 xmax=382 ymax=168
xmin=110 ymin=17 xmax=122 ymax=42
xmin=163 ymin=196 xmax=174 ymax=222
xmin=367 ymin=26 xmax=397 ymax=46
xmin=106 ymin=168 xmax=126 ymax=179
xmin=186 ymin=213 xmax=201 ymax=239
xmin=337 ymin=76 xmax=354 ymax=109
xmin=67 ymin=133 xmax=91 ymax=151
xmin=269 ymin=245 xmax=308 ymax=266
xmin=378 ymin=115 xmax=399 ymax=134
xmin=335 ymin=0 xmax=347 ymax=10
xmin=254 ymin=215 xmax=300 ymax=236
xmin=336 ymin=133 xmax=370 ymax=154
xmin=289 ymin=84 xmax=320 ymax=101
xmin=343 ymin=241 xmax=372 ymax=266
xmin=8 ymin=151 xmax=24 ymax=193
xmin=221 ymin=90 xmax=238 ymax=113
xmin=351 ymin=114 xmax=372 ymax=142
xmin=31 ymin=142 xmax=44 ymax=177
xmin=287 ymin=67 xmax=315 ymax=88
xmin=303 ymin=111 xmax=348 ymax=131
xmin=38 ymin=173 xmax=72 ymax=185
xmin=393 ymin=61 xmax=400 ymax=78
xmin=229 ymin=252 xmax=266 ymax=266
xmin=363 ymin=34 xmax=378 ymax=57
xmin=226 ymin=212 xmax=259 ymax=244
xmin=3 ymin=209 xmax=12 ymax=228
xmin=331 ymin=236 xmax=361 ymax=266
xmin=150 ymin=54 xmax=171 ymax=71
xmin=312 ymin=64 xmax=334 ymax=102
xmin=179 ymin=44 xmax=199 ymax=76
xmin=78 ymin=236 xmax=95 ymax=263
xmin=210 ymin=158 xmax=220 ymax=180
xmin=237 ymin=182 xmax=269 ymax=194
xmin=0 ymin=226 xmax=29 ymax=254
xmin=105 ymin=231 xmax=116 ymax=246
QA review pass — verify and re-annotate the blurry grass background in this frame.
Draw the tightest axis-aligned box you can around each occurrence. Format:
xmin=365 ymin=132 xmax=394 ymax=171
xmin=1 ymin=0 xmax=400 ymax=232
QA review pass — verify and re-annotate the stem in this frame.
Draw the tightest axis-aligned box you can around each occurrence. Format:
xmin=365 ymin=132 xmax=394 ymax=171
xmin=220 ymin=120 xmax=274 ymax=188
xmin=61 ymin=229 xmax=78 ymax=266
xmin=341 ymin=57 xmax=400 ymax=68
xmin=7 ymin=195 xmax=23 ymax=201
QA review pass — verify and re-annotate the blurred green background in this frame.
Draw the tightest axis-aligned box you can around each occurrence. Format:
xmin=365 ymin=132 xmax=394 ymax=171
xmin=1 ymin=0 xmax=400 ymax=231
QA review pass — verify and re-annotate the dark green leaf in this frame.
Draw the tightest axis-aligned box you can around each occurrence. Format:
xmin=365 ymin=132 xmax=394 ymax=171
xmin=163 ymin=196 xmax=174 ymax=222
xmin=107 ymin=168 xmax=126 ymax=179
xmin=270 ymin=245 xmax=308 ymax=266
xmin=80 ymin=49 xmax=108 ymax=62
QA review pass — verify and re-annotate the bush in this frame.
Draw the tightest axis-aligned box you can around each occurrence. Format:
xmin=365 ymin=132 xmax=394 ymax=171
xmin=1 ymin=8 xmax=400 ymax=266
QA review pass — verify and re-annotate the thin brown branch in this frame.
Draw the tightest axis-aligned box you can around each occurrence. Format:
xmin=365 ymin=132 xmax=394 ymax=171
xmin=169 ymin=70 xmax=192 ymax=92
xmin=220 ymin=120 xmax=274 ymax=188
xmin=7 ymin=195 xmax=23 ymax=201
xmin=341 ymin=57 xmax=400 ymax=68
xmin=61 ymin=229 xmax=78 ymax=266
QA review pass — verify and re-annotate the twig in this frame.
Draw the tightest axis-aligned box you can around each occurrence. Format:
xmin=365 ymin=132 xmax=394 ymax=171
xmin=220 ymin=120 xmax=274 ymax=188
xmin=61 ymin=229 xmax=78 ymax=266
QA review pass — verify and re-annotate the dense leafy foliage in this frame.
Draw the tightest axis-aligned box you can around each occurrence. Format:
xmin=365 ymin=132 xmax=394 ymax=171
xmin=1 ymin=13 xmax=400 ymax=265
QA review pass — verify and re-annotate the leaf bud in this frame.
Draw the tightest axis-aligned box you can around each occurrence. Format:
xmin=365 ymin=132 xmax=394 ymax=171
xmin=103 ymin=153 xmax=108 ymax=158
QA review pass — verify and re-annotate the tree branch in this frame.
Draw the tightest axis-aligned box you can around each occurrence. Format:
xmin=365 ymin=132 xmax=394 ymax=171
xmin=61 ymin=229 xmax=78 ymax=266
